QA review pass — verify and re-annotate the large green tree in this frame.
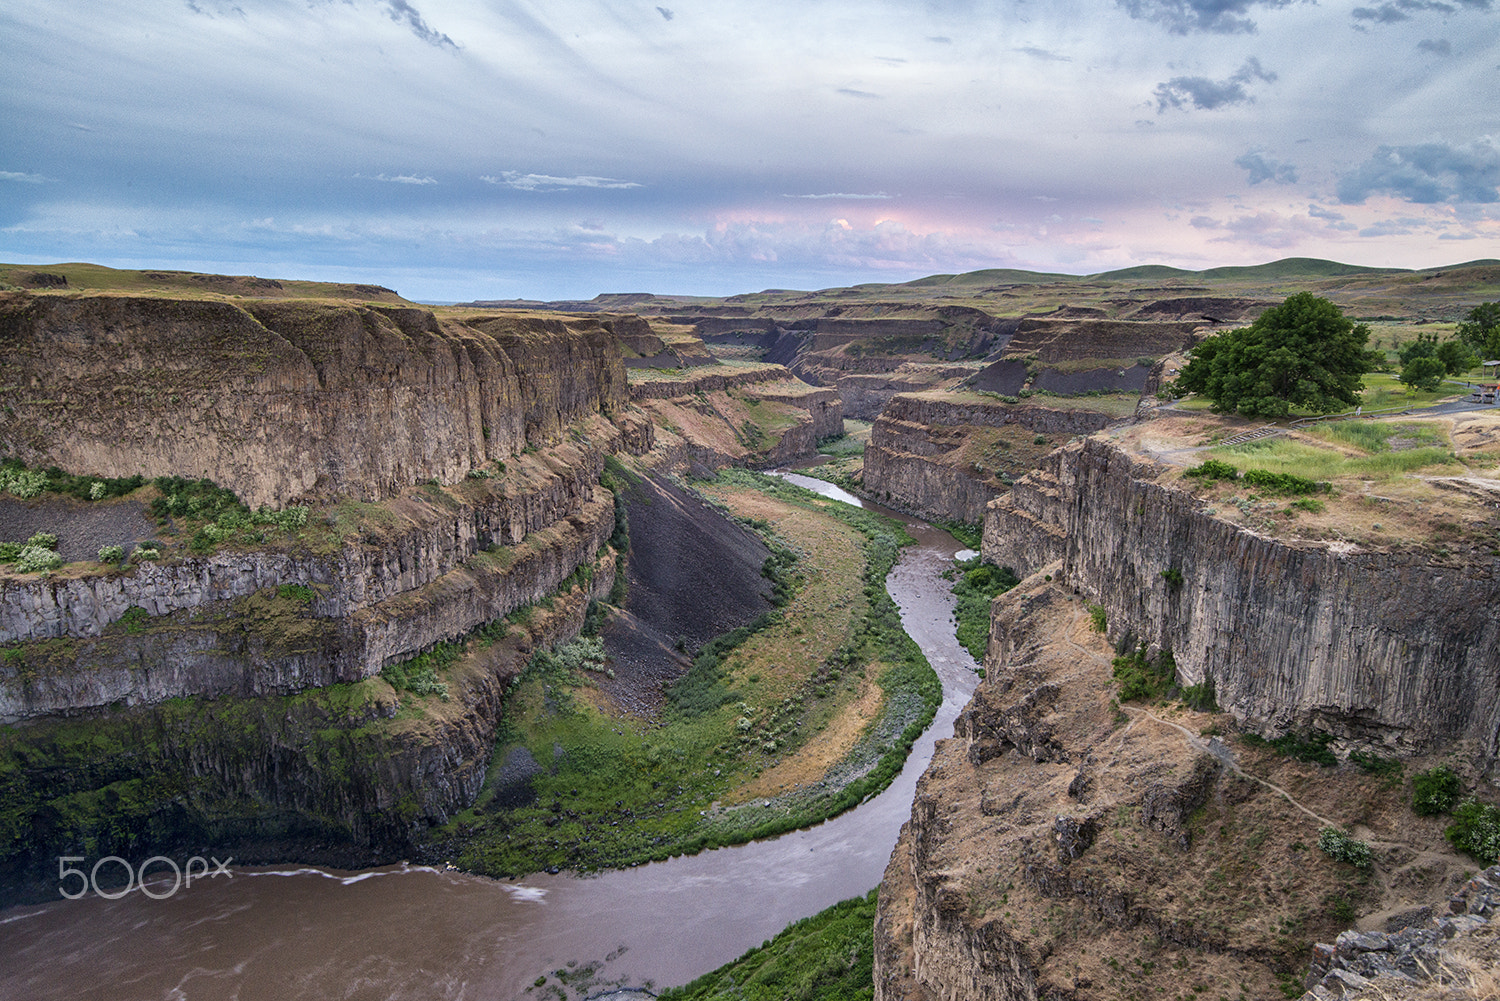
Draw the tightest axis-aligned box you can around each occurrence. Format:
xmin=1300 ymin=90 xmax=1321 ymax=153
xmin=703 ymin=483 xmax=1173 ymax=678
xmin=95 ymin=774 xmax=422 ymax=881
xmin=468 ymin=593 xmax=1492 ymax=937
xmin=1175 ymin=292 xmax=1374 ymax=418
xmin=1456 ymin=302 xmax=1500 ymax=358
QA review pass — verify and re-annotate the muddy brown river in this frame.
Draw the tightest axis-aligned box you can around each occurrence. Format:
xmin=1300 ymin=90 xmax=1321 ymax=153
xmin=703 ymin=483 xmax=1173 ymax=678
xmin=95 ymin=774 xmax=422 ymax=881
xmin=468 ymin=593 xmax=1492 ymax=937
xmin=0 ymin=476 xmax=979 ymax=1001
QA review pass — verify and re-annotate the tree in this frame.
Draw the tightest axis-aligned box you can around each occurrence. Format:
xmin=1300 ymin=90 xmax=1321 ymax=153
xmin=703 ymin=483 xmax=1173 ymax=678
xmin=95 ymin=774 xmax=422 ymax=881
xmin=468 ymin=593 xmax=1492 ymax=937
xmin=1175 ymin=292 xmax=1374 ymax=418
xmin=1435 ymin=338 xmax=1479 ymax=376
xmin=1456 ymin=302 xmax=1500 ymax=357
xmin=1399 ymin=355 xmax=1446 ymax=392
xmin=1398 ymin=332 xmax=1437 ymax=367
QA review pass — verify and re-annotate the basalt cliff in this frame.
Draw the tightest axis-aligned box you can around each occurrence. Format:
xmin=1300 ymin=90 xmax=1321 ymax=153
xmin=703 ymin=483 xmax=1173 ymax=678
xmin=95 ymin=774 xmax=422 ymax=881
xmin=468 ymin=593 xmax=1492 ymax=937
xmin=876 ymin=418 xmax=1500 ymax=1001
xmin=0 ymin=288 xmax=837 ymax=902
xmin=982 ymin=432 xmax=1500 ymax=758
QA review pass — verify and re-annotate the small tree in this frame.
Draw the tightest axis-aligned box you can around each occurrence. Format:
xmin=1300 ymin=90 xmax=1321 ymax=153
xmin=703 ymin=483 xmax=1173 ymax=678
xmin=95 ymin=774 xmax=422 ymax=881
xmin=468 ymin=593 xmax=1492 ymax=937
xmin=1399 ymin=355 xmax=1446 ymax=393
xmin=1176 ymin=292 xmax=1374 ymax=417
xmin=1435 ymin=339 xmax=1479 ymax=376
xmin=1398 ymin=332 xmax=1437 ymax=367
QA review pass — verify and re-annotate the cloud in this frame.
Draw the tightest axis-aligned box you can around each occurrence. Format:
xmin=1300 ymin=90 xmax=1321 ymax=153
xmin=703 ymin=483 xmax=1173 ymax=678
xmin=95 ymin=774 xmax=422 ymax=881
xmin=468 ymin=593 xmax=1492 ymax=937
xmin=1417 ymin=38 xmax=1453 ymax=54
xmin=1188 ymin=208 xmax=1322 ymax=248
xmin=656 ymin=6 xmax=674 ymax=20
xmin=380 ymin=0 xmax=457 ymax=49
xmin=1308 ymin=204 xmax=1358 ymax=230
xmin=1235 ymin=151 xmax=1298 ymax=184
xmin=1336 ymin=137 xmax=1500 ymax=204
xmin=357 ymin=172 xmax=438 ymax=184
xmin=0 ymin=171 xmax=51 ymax=184
xmin=784 ymin=192 xmax=894 ymax=200
xmin=1353 ymin=0 xmax=1492 ymax=24
xmin=1118 ymin=0 xmax=1302 ymax=35
xmin=481 ymin=172 xmax=643 ymax=191
xmin=1016 ymin=45 xmax=1071 ymax=60
xmin=1358 ymin=217 xmax=1425 ymax=237
xmin=1154 ymin=57 xmax=1277 ymax=112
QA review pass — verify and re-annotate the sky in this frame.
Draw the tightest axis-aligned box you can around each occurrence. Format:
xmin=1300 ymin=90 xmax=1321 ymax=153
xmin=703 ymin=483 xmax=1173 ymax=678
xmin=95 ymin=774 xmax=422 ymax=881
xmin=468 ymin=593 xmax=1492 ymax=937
xmin=2 ymin=1 xmax=1499 ymax=301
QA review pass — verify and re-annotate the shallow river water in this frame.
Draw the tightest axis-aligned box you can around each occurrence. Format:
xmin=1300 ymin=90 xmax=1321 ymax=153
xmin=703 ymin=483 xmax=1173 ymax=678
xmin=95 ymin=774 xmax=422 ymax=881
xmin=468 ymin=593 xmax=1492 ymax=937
xmin=0 ymin=475 xmax=979 ymax=1001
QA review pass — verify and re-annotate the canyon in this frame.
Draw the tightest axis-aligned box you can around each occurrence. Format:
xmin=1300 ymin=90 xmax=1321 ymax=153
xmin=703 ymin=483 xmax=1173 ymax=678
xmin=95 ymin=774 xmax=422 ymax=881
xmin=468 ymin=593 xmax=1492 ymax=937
xmin=3 ymin=258 xmax=1499 ymax=1000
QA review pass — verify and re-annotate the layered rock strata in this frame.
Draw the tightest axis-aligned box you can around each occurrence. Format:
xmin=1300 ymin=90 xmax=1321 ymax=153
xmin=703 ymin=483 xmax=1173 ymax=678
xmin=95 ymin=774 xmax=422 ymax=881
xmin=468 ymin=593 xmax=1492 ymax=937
xmin=0 ymin=293 xmax=627 ymax=508
xmin=0 ymin=420 xmax=619 ymax=718
xmin=874 ymin=576 xmax=1473 ymax=1001
xmin=0 ymin=571 xmax=611 ymax=904
xmin=862 ymin=393 xmax=1117 ymax=524
xmin=983 ymin=436 xmax=1500 ymax=758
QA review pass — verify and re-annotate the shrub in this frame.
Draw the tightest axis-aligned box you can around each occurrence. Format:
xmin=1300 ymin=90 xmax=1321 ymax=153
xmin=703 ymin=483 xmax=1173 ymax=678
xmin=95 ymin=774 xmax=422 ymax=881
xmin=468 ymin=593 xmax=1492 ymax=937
xmin=1112 ymin=645 xmax=1175 ymax=702
xmin=132 ymin=543 xmax=161 ymax=561
xmin=250 ymin=505 xmax=309 ymax=533
xmin=119 ymin=606 xmax=150 ymax=635
xmin=89 ymin=481 xmax=106 ymax=501
xmin=0 ymin=464 xmax=47 ymax=499
xmin=25 ymin=532 xmax=58 ymax=549
xmin=1270 ymin=730 xmax=1338 ymax=767
xmin=151 ymin=476 xmax=246 ymax=522
xmin=1088 ymin=604 xmax=1107 ymax=632
xmin=277 ymin=583 xmax=316 ymax=604
xmin=15 ymin=545 xmax=62 ymax=573
xmin=1180 ymin=672 xmax=1218 ymax=712
xmin=551 ymin=636 xmax=608 ymax=674
xmin=1160 ymin=567 xmax=1184 ymax=588
xmin=98 ymin=544 xmax=124 ymax=563
xmin=1184 ymin=459 xmax=1238 ymax=481
xmin=1412 ymin=765 xmax=1463 ymax=816
xmin=1445 ymin=799 xmax=1500 ymax=864
xmin=1349 ymin=750 xmax=1404 ymax=785
xmin=0 ymin=542 xmax=18 ymax=562
xmin=1241 ymin=468 xmax=1325 ymax=495
xmin=1318 ymin=827 xmax=1372 ymax=868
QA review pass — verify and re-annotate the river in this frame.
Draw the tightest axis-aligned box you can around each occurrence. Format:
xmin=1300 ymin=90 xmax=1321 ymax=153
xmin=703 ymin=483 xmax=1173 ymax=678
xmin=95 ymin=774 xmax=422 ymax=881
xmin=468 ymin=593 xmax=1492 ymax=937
xmin=0 ymin=474 xmax=979 ymax=1001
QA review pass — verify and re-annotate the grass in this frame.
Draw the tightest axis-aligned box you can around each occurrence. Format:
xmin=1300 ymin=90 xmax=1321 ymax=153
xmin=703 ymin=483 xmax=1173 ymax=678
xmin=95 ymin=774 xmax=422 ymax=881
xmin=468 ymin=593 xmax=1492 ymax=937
xmin=1358 ymin=372 xmax=1465 ymax=410
xmin=0 ymin=261 xmax=409 ymax=302
xmin=660 ymin=889 xmax=877 ymax=1001
xmin=1209 ymin=436 xmax=1461 ymax=482
xmin=438 ymin=470 xmax=939 ymax=877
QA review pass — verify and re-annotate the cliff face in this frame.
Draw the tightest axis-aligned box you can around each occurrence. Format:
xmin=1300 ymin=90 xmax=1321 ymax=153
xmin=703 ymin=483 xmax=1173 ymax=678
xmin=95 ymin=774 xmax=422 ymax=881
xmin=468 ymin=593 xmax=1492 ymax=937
xmin=862 ymin=393 xmax=1118 ymax=525
xmin=0 ymin=569 xmax=612 ymax=904
xmin=874 ymin=577 xmax=1472 ymax=1001
xmin=0 ymin=293 xmax=627 ymax=508
xmin=627 ymin=366 xmax=834 ymax=470
xmin=0 ymin=419 xmax=619 ymax=719
xmin=983 ymin=436 xmax=1500 ymax=759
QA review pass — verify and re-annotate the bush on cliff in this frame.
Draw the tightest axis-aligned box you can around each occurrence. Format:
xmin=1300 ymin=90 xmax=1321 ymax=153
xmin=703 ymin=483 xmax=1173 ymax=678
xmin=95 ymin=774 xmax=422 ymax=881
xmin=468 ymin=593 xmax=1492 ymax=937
xmin=1446 ymin=799 xmax=1500 ymax=864
xmin=1176 ymin=292 xmax=1375 ymax=417
xmin=1319 ymin=826 xmax=1373 ymax=868
xmin=1112 ymin=644 xmax=1175 ymax=702
xmin=1412 ymin=764 xmax=1463 ymax=816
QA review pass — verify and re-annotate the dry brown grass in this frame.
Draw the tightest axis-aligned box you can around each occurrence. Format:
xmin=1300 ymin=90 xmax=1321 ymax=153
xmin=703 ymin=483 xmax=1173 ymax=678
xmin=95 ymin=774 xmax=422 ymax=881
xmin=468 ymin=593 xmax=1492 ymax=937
xmin=692 ymin=483 xmax=879 ymax=804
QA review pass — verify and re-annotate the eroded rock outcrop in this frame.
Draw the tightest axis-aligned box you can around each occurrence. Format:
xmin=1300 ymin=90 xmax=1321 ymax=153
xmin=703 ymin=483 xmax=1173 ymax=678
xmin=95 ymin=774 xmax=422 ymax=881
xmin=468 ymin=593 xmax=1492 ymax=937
xmin=983 ymin=435 xmax=1500 ymax=759
xmin=0 ymin=293 xmax=627 ymax=508
xmin=862 ymin=393 xmax=1118 ymax=525
xmin=875 ymin=577 xmax=1475 ymax=1001
xmin=0 ymin=426 xmax=619 ymax=718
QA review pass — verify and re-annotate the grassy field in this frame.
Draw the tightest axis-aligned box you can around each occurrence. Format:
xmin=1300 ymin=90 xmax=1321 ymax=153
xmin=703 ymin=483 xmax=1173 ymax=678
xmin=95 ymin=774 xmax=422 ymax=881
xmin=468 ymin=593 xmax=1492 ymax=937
xmin=1208 ymin=432 xmax=1462 ymax=483
xmin=434 ymin=470 xmax=939 ymax=877
xmin=0 ymin=261 xmax=409 ymax=302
